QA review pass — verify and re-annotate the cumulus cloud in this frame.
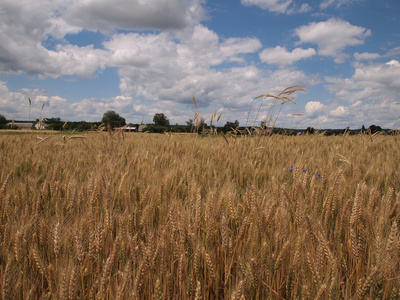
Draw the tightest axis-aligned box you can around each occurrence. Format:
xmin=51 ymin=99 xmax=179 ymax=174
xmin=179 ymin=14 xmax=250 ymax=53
xmin=240 ymin=0 xmax=293 ymax=13
xmin=259 ymin=46 xmax=316 ymax=66
xmin=330 ymin=105 xmax=349 ymax=117
xmin=318 ymin=60 xmax=400 ymax=128
xmin=221 ymin=38 xmax=263 ymax=62
xmin=354 ymin=52 xmax=381 ymax=61
xmin=0 ymin=7 xmax=319 ymax=125
xmin=240 ymin=0 xmax=311 ymax=14
xmin=295 ymin=18 xmax=371 ymax=63
xmin=0 ymin=81 xmax=145 ymax=122
xmin=0 ymin=82 xmax=69 ymax=120
xmin=320 ymin=0 xmax=360 ymax=9
xmin=298 ymin=3 xmax=312 ymax=13
xmin=297 ymin=98 xmax=398 ymax=129
xmin=320 ymin=0 xmax=336 ymax=9
xmin=305 ymin=101 xmax=325 ymax=115
xmin=325 ymin=60 xmax=400 ymax=102
xmin=0 ymin=0 xmax=206 ymax=78
xmin=0 ymin=40 xmax=109 ymax=79
xmin=0 ymin=62 xmax=317 ymax=125
xmin=63 ymin=0 xmax=206 ymax=32
xmin=104 ymin=25 xmax=264 ymax=103
xmin=5 ymin=0 xmax=390 ymax=129
xmin=386 ymin=60 xmax=400 ymax=66
xmin=0 ymin=0 xmax=112 ymax=78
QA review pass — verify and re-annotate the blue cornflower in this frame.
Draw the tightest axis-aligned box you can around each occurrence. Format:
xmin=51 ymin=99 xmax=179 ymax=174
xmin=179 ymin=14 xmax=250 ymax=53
xmin=315 ymin=172 xmax=322 ymax=179
xmin=302 ymin=169 xmax=308 ymax=173
xmin=289 ymin=167 xmax=294 ymax=172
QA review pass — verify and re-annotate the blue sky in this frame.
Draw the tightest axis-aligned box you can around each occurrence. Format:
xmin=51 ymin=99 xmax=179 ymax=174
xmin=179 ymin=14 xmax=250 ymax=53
xmin=0 ymin=0 xmax=399 ymax=129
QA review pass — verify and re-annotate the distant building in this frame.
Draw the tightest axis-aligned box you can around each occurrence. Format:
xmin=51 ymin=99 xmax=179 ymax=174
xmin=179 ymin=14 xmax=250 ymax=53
xmin=7 ymin=122 xmax=34 ymax=130
xmin=115 ymin=126 xmax=137 ymax=132
xmin=138 ymin=125 xmax=148 ymax=132
xmin=124 ymin=126 xmax=137 ymax=132
xmin=35 ymin=121 xmax=48 ymax=130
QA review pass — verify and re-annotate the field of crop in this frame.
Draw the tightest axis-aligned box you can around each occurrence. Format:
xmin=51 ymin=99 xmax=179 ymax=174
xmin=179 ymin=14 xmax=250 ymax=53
xmin=0 ymin=132 xmax=399 ymax=299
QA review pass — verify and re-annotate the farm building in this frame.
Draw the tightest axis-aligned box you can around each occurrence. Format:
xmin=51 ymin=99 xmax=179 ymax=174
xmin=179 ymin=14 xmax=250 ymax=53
xmin=35 ymin=121 xmax=49 ymax=130
xmin=123 ymin=126 xmax=137 ymax=132
xmin=114 ymin=126 xmax=137 ymax=132
xmin=7 ymin=122 xmax=34 ymax=130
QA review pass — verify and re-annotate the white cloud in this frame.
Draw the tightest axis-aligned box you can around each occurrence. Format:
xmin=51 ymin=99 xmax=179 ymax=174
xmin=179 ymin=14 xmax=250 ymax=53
xmin=386 ymin=60 xmax=400 ymax=66
xmin=0 ymin=63 xmax=318 ymax=125
xmin=63 ymin=0 xmax=206 ymax=32
xmin=0 ymin=83 xmax=69 ymax=120
xmin=325 ymin=60 xmax=400 ymax=102
xmin=320 ymin=0 xmax=336 ymax=9
xmin=386 ymin=47 xmax=400 ymax=58
xmin=320 ymin=60 xmax=400 ymax=128
xmin=298 ymin=3 xmax=312 ymax=13
xmin=221 ymin=38 xmax=263 ymax=62
xmin=259 ymin=46 xmax=316 ymax=66
xmin=240 ymin=0 xmax=293 ymax=13
xmin=0 ymin=39 xmax=109 ymax=79
xmin=0 ymin=81 xmax=146 ymax=122
xmin=330 ymin=105 xmax=349 ymax=117
xmin=0 ymin=0 xmax=112 ymax=78
xmin=49 ymin=45 xmax=109 ymax=79
xmin=240 ymin=0 xmax=311 ymax=14
xmin=354 ymin=52 xmax=381 ymax=61
xmin=48 ymin=18 xmax=82 ymax=39
xmin=320 ymin=0 xmax=360 ymax=9
xmin=0 ymin=0 xmax=206 ymax=78
xmin=305 ymin=101 xmax=325 ymax=115
xmin=296 ymin=98 xmax=398 ymax=129
xmin=104 ymin=25 xmax=263 ymax=102
xmin=295 ymin=18 xmax=371 ymax=63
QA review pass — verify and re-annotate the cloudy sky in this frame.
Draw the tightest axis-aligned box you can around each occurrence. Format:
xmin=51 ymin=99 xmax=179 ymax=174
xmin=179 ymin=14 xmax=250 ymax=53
xmin=0 ymin=0 xmax=399 ymax=129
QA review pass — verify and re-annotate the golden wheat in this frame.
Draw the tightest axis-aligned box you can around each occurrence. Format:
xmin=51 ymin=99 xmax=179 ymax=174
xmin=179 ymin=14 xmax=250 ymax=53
xmin=0 ymin=132 xmax=400 ymax=298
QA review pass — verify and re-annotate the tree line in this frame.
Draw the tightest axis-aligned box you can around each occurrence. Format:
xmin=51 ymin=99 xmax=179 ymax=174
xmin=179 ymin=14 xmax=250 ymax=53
xmin=0 ymin=112 xmax=388 ymax=135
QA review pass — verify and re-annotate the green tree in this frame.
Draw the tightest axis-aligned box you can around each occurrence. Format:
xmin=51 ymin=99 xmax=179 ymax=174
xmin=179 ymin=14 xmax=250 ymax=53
xmin=369 ymin=125 xmax=381 ymax=134
xmin=153 ymin=113 xmax=169 ymax=126
xmin=306 ymin=127 xmax=315 ymax=134
xmin=223 ymin=120 xmax=239 ymax=133
xmin=0 ymin=114 xmax=7 ymax=129
xmin=101 ymin=110 xmax=126 ymax=129
xmin=46 ymin=117 xmax=63 ymax=131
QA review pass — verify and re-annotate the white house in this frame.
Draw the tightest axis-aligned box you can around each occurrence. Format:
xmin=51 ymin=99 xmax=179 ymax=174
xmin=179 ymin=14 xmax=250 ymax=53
xmin=35 ymin=121 xmax=48 ymax=130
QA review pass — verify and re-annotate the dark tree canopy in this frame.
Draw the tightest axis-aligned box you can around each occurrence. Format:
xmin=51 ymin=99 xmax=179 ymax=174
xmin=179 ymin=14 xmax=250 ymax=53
xmin=101 ymin=110 xmax=126 ymax=129
xmin=186 ymin=119 xmax=193 ymax=126
xmin=224 ymin=120 xmax=239 ymax=129
xmin=153 ymin=113 xmax=169 ymax=126
xmin=369 ymin=125 xmax=382 ymax=134
xmin=0 ymin=114 xmax=7 ymax=129
xmin=306 ymin=127 xmax=315 ymax=134
xmin=222 ymin=120 xmax=239 ymax=133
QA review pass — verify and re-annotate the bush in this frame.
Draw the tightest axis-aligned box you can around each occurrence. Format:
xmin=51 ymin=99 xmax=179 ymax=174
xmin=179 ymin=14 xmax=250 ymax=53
xmin=144 ymin=124 xmax=169 ymax=133
xmin=0 ymin=114 xmax=7 ymax=129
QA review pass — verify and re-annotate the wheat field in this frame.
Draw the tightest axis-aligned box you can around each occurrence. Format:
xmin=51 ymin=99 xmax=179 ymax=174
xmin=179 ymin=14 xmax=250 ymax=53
xmin=0 ymin=132 xmax=399 ymax=299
